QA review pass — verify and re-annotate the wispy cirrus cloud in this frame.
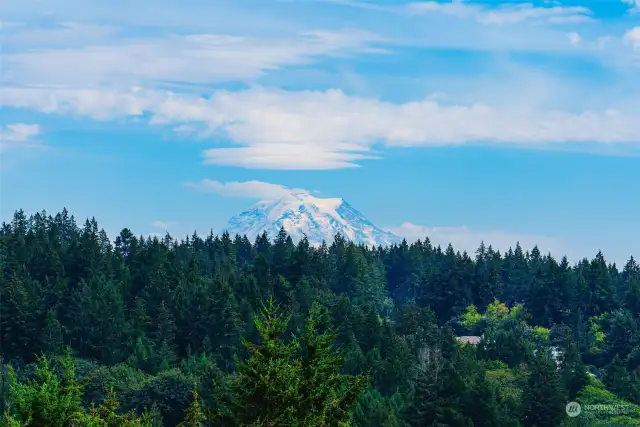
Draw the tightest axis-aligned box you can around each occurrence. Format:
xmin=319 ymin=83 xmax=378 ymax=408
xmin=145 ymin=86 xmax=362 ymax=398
xmin=312 ymin=0 xmax=640 ymax=70
xmin=2 ymin=27 xmax=387 ymax=88
xmin=406 ymin=1 xmax=592 ymax=25
xmin=323 ymin=0 xmax=593 ymax=25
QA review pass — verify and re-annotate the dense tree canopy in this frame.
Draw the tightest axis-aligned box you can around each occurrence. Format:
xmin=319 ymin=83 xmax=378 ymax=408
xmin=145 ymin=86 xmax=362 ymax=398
xmin=1 ymin=208 xmax=640 ymax=426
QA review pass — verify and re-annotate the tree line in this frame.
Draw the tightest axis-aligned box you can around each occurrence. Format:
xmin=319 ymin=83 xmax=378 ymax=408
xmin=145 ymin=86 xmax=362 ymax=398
xmin=1 ymin=208 xmax=640 ymax=426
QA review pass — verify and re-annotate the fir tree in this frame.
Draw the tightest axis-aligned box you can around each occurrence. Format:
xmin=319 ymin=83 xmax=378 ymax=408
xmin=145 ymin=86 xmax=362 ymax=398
xmin=178 ymin=391 xmax=207 ymax=427
xmin=604 ymin=354 xmax=633 ymax=401
xmin=297 ymin=302 xmax=369 ymax=426
xmin=560 ymin=338 xmax=589 ymax=400
xmin=232 ymin=297 xmax=301 ymax=426
xmin=2 ymin=352 xmax=85 ymax=427
xmin=521 ymin=351 xmax=566 ymax=427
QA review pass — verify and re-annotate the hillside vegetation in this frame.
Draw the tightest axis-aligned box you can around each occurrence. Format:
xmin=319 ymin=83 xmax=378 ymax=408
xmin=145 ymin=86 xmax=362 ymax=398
xmin=2 ymin=209 xmax=640 ymax=426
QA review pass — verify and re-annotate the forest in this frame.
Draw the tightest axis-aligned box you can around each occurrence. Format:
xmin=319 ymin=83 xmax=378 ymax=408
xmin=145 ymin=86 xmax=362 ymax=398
xmin=1 ymin=208 xmax=640 ymax=426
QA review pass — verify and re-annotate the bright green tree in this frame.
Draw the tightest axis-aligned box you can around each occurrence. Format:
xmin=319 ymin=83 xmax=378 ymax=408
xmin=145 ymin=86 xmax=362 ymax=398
xmin=232 ymin=297 xmax=367 ymax=426
xmin=2 ymin=352 xmax=85 ymax=427
xmin=79 ymin=387 xmax=154 ymax=426
xmin=232 ymin=297 xmax=302 ymax=426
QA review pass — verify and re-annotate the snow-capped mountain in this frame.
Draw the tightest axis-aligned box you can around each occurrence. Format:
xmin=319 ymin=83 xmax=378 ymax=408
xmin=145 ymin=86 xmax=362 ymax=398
xmin=224 ymin=191 xmax=402 ymax=247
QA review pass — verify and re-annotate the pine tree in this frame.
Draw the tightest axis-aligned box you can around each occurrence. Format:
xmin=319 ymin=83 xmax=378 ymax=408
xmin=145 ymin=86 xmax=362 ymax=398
xmin=0 ymin=275 xmax=38 ymax=361
xmin=2 ymin=351 xmax=85 ymax=427
xmin=152 ymin=301 xmax=178 ymax=370
xmin=41 ymin=308 xmax=64 ymax=356
xmin=560 ymin=338 xmax=589 ymax=399
xmin=81 ymin=387 xmax=154 ymax=426
xmin=408 ymin=329 xmax=471 ymax=427
xmin=178 ymin=391 xmax=207 ymax=427
xmin=232 ymin=297 xmax=301 ymax=426
xmin=297 ymin=302 xmax=369 ymax=426
xmin=126 ymin=335 xmax=153 ymax=372
xmin=232 ymin=298 xmax=367 ymax=426
xmin=211 ymin=276 xmax=244 ymax=372
xmin=272 ymin=227 xmax=294 ymax=281
xmin=521 ymin=351 xmax=566 ymax=427
xmin=604 ymin=354 xmax=633 ymax=400
xmin=463 ymin=373 xmax=507 ymax=427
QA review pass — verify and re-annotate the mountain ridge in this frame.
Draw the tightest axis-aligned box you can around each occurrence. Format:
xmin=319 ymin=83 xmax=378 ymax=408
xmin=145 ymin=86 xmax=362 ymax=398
xmin=223 ymin=191 xmax=402 ymax=247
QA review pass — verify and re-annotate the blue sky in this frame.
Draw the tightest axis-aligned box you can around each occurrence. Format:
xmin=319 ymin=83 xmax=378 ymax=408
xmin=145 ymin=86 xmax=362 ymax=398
xmin=1 ymin=0 xmax=639 ymax=265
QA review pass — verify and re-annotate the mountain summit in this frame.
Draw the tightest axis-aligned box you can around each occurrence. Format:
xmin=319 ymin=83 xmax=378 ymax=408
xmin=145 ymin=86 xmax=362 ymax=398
xmin=224 ymin=191 xmax=402 ymax=247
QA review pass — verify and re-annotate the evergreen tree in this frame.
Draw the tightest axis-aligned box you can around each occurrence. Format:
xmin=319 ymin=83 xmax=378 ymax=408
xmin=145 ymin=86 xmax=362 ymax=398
xmin=2 ymin=352 xmax=85 ymax=427
xmin=232 ymin=298 xmax=367 ymax=426
xmin=407 ymin=329 xmax=471 ymax=427
xmin=560 ymin=338 xmax=589 ymax=400
xmin=297 ymin=302 xmax=369 ymax=426
xmin=2 ymin=208 xmax=640 ymax=427
xmin=604 ymin=355 xmax=633 ymax=401
xmin=232 ymin=297 xmax=301 ymax=426
xmin=177 ymin=391 xmax=206 ymax=427
xmin=41 ymin=309 xmax=64 ymax=356
xmin=521 ymin=351 xmax=566 ymax=427
xmin=210 ymin=276 xmax=244 ymax=372
xmin=81 ymin=387 xmax=155 ymax=426
xmin=1 ymin=275 xmax=38 ymax=361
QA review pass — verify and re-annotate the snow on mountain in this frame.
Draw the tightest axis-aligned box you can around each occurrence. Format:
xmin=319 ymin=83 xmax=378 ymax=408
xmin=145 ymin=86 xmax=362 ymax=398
xmin=223 ymin=191 xmax=402 ymax=247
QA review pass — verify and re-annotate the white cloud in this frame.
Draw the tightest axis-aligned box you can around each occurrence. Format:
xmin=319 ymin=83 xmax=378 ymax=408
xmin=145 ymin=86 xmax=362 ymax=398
xmin=0 ymin=123 xmax=43 ymax=151
xmin=0 ymin=123 xmax=40 ymax=140
xmin=622 ymin=0 xmax=640 ymax=12
xmin=328 ymin=0 xmax=592 ymax=25
xmin=3 ymin=85 xmax=640 ymax=169
xmin=3 ymin=29 xmax=387 ymax=87
xmin=201 ymin=144 xmax=376 ymax=170
xmin=569 ymin=32 xmax=581 ymax=45
xmin=317 ymin=0 xmax=639 ymax=65
xmin=624 ymin=27 xmax=640 ymax=50
xmin=173 ymin=125 xmax=199 ymax=136
xmin=185 ymin=179 xmax=306 ymax=199
xmin=151 ymin=220 xmax=176 ymax=229
xmin=410 ymin=1 xmax=592 ymax=25
xmin=388 ymin=221 xmax=568 ymax=258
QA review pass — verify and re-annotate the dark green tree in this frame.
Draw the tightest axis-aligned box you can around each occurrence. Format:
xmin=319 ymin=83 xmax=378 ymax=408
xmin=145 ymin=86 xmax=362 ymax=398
xmin=560 ymin=338 xmax=589 ymax=400
xmin=521 ymin=351 xmax=566 ymax=427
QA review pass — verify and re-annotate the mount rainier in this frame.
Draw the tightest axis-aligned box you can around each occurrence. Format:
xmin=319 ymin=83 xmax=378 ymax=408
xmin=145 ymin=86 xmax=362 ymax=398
xmin=224 ymin=191 xmax=402 ymax=247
